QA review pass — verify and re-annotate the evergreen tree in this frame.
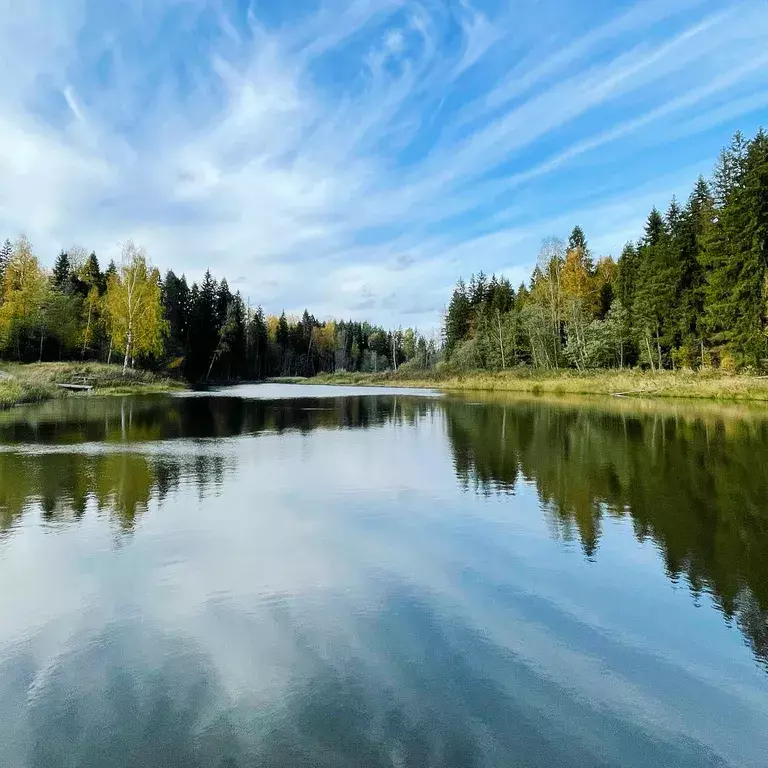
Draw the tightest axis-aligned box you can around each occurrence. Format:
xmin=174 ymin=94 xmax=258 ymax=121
xmin=671 ymin=182 xmax=713 ymax=366
xmin=162 ymin=271 xmax=190 ymax=362
xmin=104 ymin=260 xmax=117 ymax=284
xmin=568 ymin=225 xmax=587 ymax=253
xmin=445 ymin=279 xmax=471 ymax=356
xmin=633 ymin=210 xmax=677 ymax=369
xmin=703 ymin=130 xmax=767 ymax=366
xmin=83 ymin=253 xmax=105 ymax=294
xmin=52 ymin=251 xmax=71 ymax=290
xmin=186 ymin=270 xmax=219 ymax=380
xmin=643 ymin=207 xmax=666 ymax=246
xmin=712 ymin=130 xmax=749 ymax=207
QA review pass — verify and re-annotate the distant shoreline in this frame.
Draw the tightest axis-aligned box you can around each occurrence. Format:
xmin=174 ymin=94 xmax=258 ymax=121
xmin=269 ymin=369 xmax=768 ymax=402
xmin=5 ymin=364 xmax=768 ymax=410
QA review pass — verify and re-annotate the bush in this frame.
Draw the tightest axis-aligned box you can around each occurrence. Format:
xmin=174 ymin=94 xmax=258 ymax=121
xmin=449 ymin=338 xmax=482 ymax=372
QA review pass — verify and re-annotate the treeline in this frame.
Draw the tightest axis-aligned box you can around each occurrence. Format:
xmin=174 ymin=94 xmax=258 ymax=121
xmin=0 ymin=238 xmax=437 ymax=381
xmin=445 ymin=128 xmax=768 ymax=371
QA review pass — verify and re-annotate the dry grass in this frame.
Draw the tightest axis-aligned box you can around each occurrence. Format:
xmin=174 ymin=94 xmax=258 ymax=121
xmin=0 ymin=362 xmax=184 ymax=409
xmin=279 ymin=368 xmax=768 ymax=402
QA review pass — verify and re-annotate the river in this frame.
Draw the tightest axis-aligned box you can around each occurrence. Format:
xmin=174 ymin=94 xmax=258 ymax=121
xmin=1 ymin=384 xmax=767 ymax=767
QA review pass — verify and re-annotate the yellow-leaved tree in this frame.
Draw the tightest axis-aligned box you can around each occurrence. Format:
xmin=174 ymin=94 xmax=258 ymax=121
xmin=103 ymin=241 xmax=166 ymax=372
xmin=0 ymin=236 xmax=50 ymax=360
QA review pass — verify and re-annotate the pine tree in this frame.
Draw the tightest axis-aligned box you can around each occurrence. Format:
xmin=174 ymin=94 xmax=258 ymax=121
xmin=567 ymin=225 xmax=593 ymax=270
xmin=187 ymin=270 xmax=219 ymax=380
xmin=731 ymin=129 xmax=768 ymax=366
xmin=633 ymin=208 xmax=676 ymax=368
xmin=568 ymin=225 xmax=587 ymax=253
xmin=712 ymin=130 xmax=749 ymax=207
xmin=703 ymin=131 xmax=766 ymax=366
xmin=105 ymin=260 xmax=117 ymax=283
xmin=83 ymin=253 xmax=105 ymax=294
xmin=52 ymin=251 xmax=71 ymax=290
xmin=162 ymin=271 xmax=190 ymax=362
xmin=444 ymin=278 xmax=471 ymax=356
xmin=643 ymin=207 xmax=666 ymax=246
xmin=671 ymin=181 xmax=713 ymax=366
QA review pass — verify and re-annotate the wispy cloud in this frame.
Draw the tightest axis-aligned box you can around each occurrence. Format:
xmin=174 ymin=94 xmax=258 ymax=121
xmin=1 ymin=0 xmax=767 ymax=330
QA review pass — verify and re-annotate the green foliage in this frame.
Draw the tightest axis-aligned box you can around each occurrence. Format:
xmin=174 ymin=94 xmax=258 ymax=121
xmin=443 ymin=127 xmax=768 ymax=373
xmin=2 ymin=126 xmax=766 ymax=378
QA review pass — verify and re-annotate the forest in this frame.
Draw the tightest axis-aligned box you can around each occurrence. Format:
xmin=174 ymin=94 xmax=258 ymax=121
xmin=1 ymin=126 xmax=766 ymax=381
xmin=445 ymin=128 xmax=768 ymax=372
xmin=0 ymin=239 xmax=435 ymax=382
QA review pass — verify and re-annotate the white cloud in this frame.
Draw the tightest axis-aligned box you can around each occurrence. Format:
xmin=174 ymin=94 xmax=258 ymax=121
xmin=1 ymin=0 xmax=767 ymax=329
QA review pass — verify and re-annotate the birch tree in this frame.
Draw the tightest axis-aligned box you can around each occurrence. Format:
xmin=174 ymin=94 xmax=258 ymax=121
xmin=103 ymin=242 xmax=166 ymax=372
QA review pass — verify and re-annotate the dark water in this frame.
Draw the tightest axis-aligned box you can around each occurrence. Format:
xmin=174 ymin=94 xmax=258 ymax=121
xmin=1 ymin=384 xmax=767 ymax=768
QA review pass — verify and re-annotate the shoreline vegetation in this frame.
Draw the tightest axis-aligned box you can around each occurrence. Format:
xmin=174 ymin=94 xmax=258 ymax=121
xmin=3 ymin=363 xmax=768 ymax=409
xmin=269 ymin=369 xmax=768 ymax=403
xmin=1 ymin=127 xmax=766 ymax=408
xmin=0 ymin=363 xmax=183 ymax=410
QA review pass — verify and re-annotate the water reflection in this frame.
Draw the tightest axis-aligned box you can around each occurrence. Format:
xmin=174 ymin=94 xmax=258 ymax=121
xmin=1 ymin=389 xmax=768 ymax=767
xmin=444 ymin=395 xmax=768 ymax=668
xmin=0 ymin=451 xmax=229 ymax=534
xmin=0 ymin=592 xmax=734 ymax=768
xmin=2 ymin=393 xmax=768 ymax=670
xmin=0 ymin=393 xmax=437 ymax=445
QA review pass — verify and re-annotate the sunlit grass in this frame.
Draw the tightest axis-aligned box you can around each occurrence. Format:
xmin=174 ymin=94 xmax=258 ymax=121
xmin=278 ymin=368 xmax=768 ymax=402
xmin=0 ymin=362 xmax=183 ymax=409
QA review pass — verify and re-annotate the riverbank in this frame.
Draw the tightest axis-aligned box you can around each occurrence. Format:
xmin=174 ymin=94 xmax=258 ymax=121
xmin=270 ymin=368 xmax=768 ymax=402
xmin=0 ymin=363 xmax=184 ymax=409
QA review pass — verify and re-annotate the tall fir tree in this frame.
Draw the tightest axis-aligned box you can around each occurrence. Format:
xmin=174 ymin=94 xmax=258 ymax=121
xmin=445 ymin=278 xmax=471 ymax=355
xmin=52 ymin=251 xmax=71 ymax=290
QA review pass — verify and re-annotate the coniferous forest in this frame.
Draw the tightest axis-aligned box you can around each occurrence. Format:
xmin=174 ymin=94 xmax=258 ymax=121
xmin=0 ymin=127 xmax=766 ymax=380
xmin=445 ymin=128 xmax=768 ymax=373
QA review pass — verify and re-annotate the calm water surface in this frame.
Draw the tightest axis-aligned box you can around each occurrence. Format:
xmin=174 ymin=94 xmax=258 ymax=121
xmin=1 ymin=384 xmax=767 ymax=767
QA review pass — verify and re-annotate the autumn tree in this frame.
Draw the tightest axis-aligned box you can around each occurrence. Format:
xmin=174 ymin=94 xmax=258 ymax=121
xmin=103 ymin=242 xmax=166 ymax=372
xmin=0 ymin=236 xmax=49 ymax=360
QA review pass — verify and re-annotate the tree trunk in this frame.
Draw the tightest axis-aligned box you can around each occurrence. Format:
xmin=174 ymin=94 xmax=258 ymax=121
xmin=38 ymin=329 xmax=44 ymax=363
xmin=656 ymin=328 xmax=662 ymax=370
xmin=82 ymin=304 xmax=92 ymax=360
xmin=206 ymin=350 xmax=218 ymax=381
xmin=496 ymin=311 xmax=506 ymax=369
xmin=122 ymin=329 xmax=132 ymax=373
xmin=645 ymin=334 xmax=655 ymax=372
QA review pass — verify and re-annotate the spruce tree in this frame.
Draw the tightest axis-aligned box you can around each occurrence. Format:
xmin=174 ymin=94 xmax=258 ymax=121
xmin=712 ymin=130 xmax=749 ymax=207
xmin=732 ymin=129 xmax=768 ymax=365
xmin=52 ymin=251 xmax=71 ymax=290
xmin=162 ymin=271 xmax=190 ymax=361
xmin=703 ymin=131 xmax=765 ymax=366
xmin=105 ymin=260 xmax=118 ymax=283
xmin=444 ymin=278 xmax=471 ymax=356
xmin=643 ymin=207 xmax=666 ymax=246
xmin=83 ymin=253 xmax=105 ymax=294
xmin=633 ymin=209 xmax=676 ymax=368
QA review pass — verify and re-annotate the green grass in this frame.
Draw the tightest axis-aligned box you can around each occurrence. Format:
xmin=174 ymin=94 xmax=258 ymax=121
xmin=272 ymin=368 xmax=768 ymax=402
xmin=0 ymin=362 xmax=185 ymax=409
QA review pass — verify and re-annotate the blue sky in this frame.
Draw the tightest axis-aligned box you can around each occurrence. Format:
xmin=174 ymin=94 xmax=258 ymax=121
xmin=1 ymin=0 xmax=767 ymax=329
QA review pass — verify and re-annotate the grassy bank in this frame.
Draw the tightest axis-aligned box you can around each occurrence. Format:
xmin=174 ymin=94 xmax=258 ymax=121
xmin=0 ymin=362 xmax=184 ymax=409
xmin=272 ymin=368 xmax=768 ymax=402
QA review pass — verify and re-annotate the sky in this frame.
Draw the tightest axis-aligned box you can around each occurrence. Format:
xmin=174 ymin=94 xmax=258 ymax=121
xmin=1 ymin=0 xmax=767 ymax=330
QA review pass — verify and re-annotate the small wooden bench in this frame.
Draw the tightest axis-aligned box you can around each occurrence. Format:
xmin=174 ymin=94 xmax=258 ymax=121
xmin=57 ymin=375 xmax=95 ymax=392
